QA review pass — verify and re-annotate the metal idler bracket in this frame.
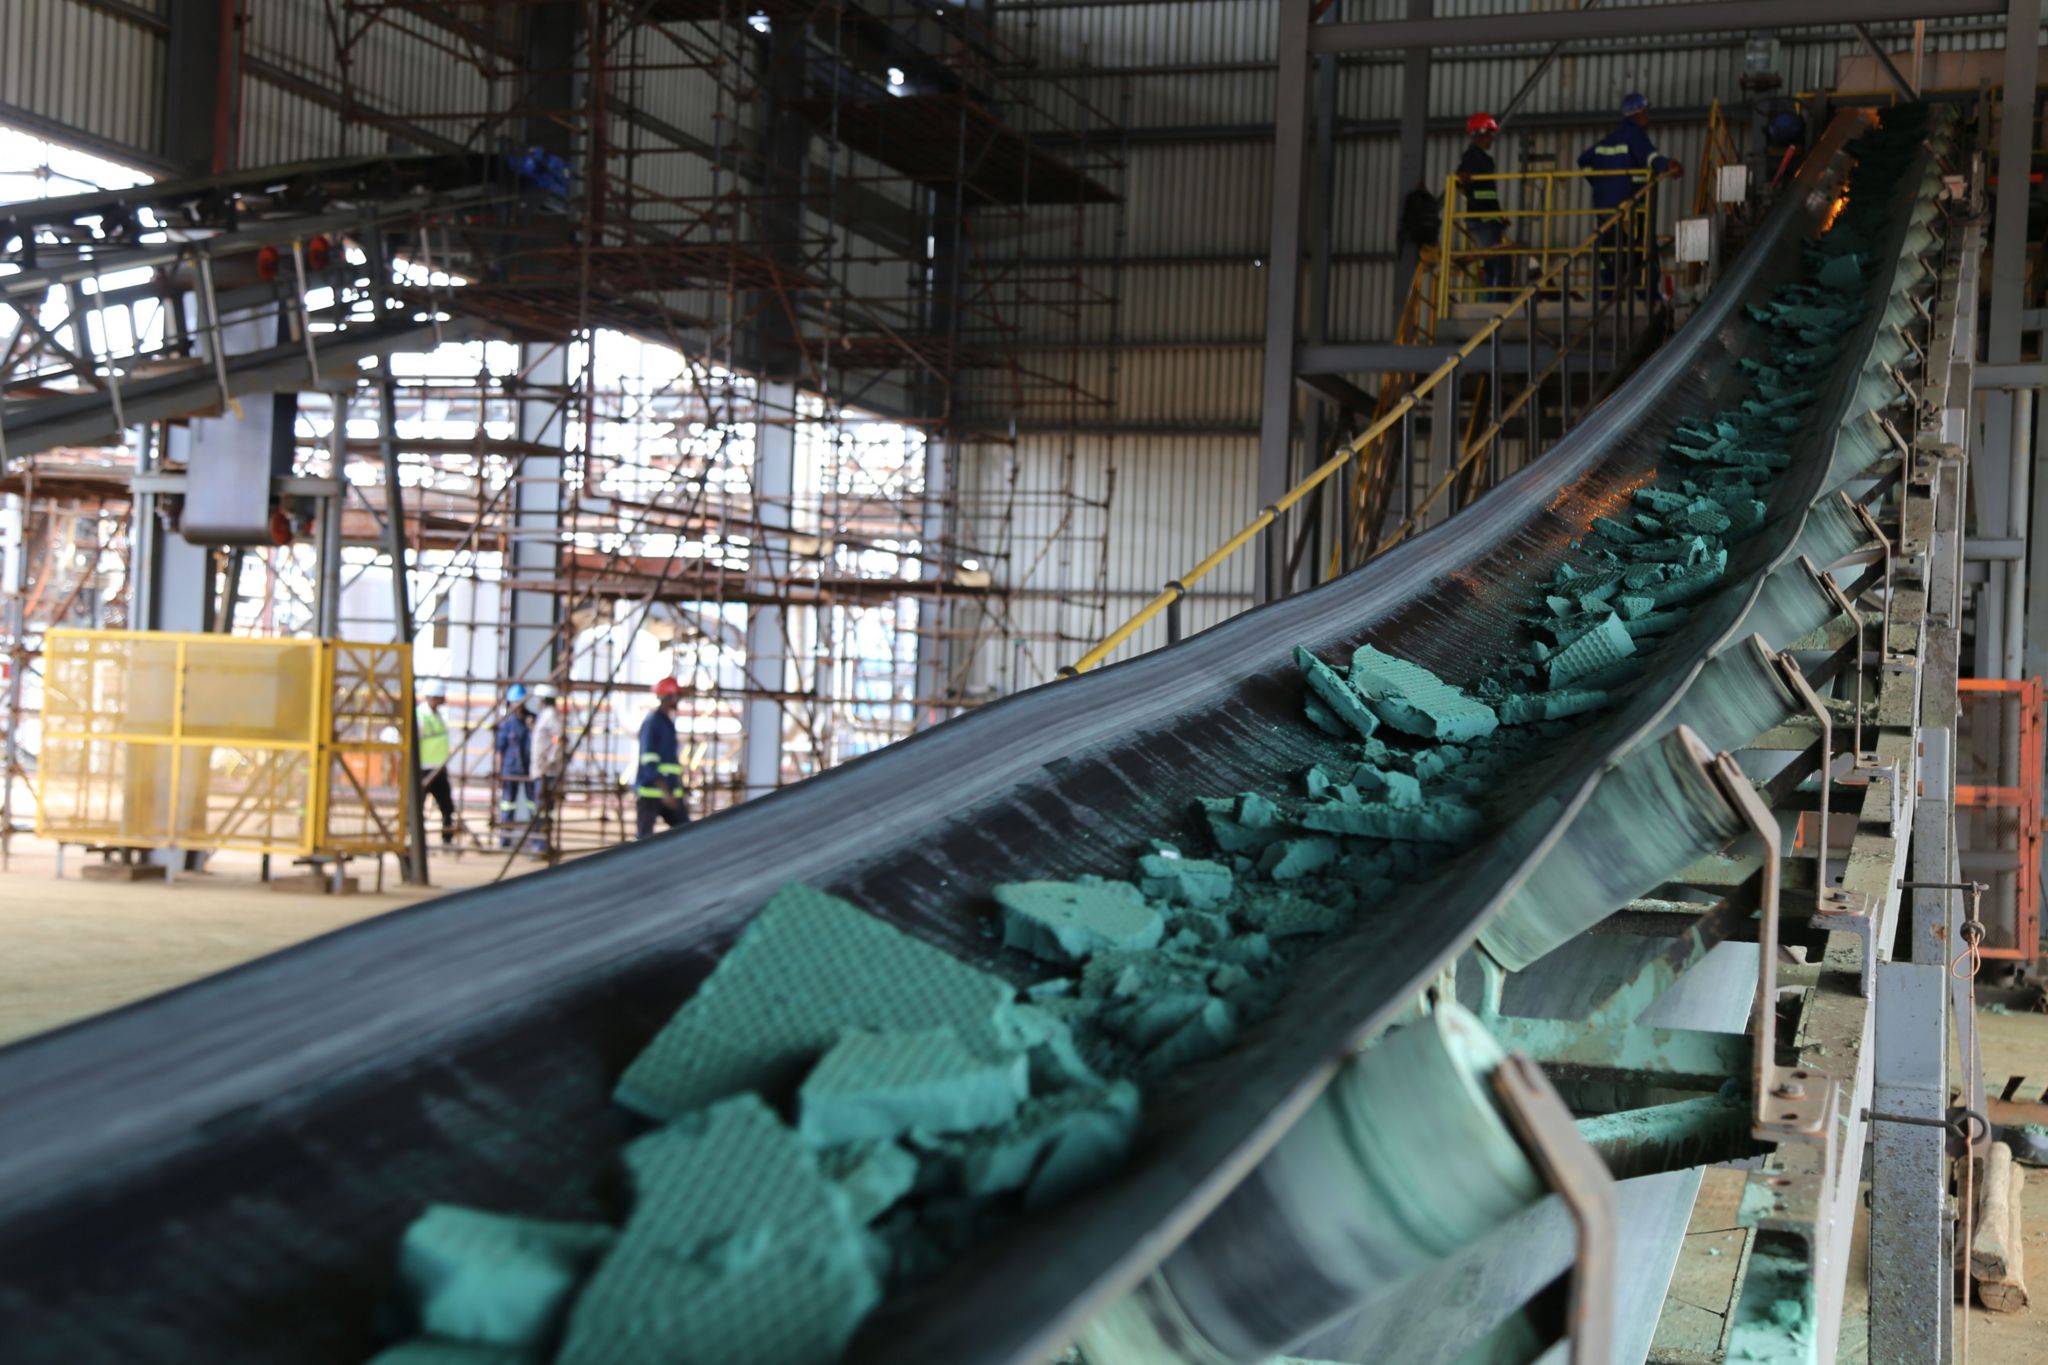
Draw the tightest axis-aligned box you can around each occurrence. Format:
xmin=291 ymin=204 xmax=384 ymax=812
xmin=1773 ymin=649 xmax=1831 ymax=889
xmin=1772 ymin=646 xmax=1876 ymax=993
xmin=1490 ymin=1052 xmax=1618 ymax=1365
xmin=1816 ymin=887 xmax=1878 ymax=998
xmin=1909 ymin=439 xmax=1956 ymax=489
xmin=1706 ymin=749 xmax=1837 ymax=1144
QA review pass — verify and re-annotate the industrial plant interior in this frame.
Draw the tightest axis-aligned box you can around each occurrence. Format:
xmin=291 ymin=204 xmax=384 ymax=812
xmin=8 ymin=1 xmax=2048 ymax=1363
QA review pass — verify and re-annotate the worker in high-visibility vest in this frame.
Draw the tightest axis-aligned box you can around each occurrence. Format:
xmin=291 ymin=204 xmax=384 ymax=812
xmin=1578 ymin=92 xmax=1682 ymax=295
xmin=415 ymin=680 xmax=456 ymax=846
xmin=1456 ymin=112 xmax=1510 ymax=299
xmin=636 ymin=676 xmax=689 ymax=839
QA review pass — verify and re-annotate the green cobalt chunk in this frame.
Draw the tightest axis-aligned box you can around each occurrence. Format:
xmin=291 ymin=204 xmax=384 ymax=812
xmin=1258 ymin=835 xmax=1339 ymax=881
xmin=1135 ymin=849 xmax=1234 ymax=908
xmin=814 ymin=1140 xmax=919 ymax=1224
xmin=1301 ymin=797 xmax=1482 ymax=843
xmin=997 ymin=879 xmax=1165 ymax=963
xmin=939 ymin=1080 xmax=1141 ymax=1209
xmin=398 ymin=1206 xmax=615 ymax=1351
xmin=1348 ymin=644 xmax=1499 ymax=743
xmin=558 ymin=1095 xmax=880 ymax=1365
xmin=800 ymin=1027 xmax=1028 ymax=1144
xmin=1546 ymin=613 xmax=1635 ymax=690
xmin=1294 ymin=645 xmax=1379 ymax=739
xmin=614 ymin=883 xmax=1023 ymax=1122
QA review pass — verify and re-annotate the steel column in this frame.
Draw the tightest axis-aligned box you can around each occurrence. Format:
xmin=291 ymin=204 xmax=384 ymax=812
xmin=1298 ymin=21 xmax=1341 ymax=594
xmin=1869 ymin=959 xmax=1954 ymax=1365
xmin=742 ymin=381 xmax=799 ymax=800
xmin=506 ymin=343 xmax=567 ymax=687
xmin=1978 ymin=2 xmax=2041 ymax=677
xmin=1254 ymin=0 xmax=1313 ymax=603
xmin=379 ymin=367 xmax=428 ymax=887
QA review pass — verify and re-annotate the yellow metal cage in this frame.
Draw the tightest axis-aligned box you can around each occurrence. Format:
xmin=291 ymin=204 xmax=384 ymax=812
xmin=36 ymin=630 xmax=412 ymax=859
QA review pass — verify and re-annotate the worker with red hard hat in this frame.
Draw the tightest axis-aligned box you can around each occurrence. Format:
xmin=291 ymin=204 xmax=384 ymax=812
xmin=1456 ymin=113 xmax=1511 ymax=299
xmin=636 ymin=675 xmax=689 ymax=838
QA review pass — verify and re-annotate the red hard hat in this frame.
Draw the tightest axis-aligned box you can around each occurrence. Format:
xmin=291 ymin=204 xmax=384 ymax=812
xmin=653 ymin=676 xmax=682 ymax=699
xmin=1467 ymin=112 xmax=1499 ymax=136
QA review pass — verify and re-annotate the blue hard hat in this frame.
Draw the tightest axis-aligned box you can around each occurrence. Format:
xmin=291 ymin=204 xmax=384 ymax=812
xmin=507 ymin=684 xmax=528 ymax=703
xmin=1620 ymin=92 xmax=1650 ymax=116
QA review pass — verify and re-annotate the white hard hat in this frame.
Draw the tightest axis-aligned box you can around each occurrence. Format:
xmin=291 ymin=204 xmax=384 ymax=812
xmin=419 ymin=679 xmax=447 ymax=699
xmin=532 ymin=683 xmax=560 ymax=700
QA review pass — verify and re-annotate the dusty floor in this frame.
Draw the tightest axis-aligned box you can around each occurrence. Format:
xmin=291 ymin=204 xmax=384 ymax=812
xmin=1967 ymin=1002 xmax=2048 ymax=1362
xmin=0 ymin=833 xmax=543 ymax=1047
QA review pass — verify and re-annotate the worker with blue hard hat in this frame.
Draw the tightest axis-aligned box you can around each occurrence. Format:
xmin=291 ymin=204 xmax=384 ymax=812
xmin=635 ymin=676 xmax=690 ymax=839
xmin=495 ymin=683 xmax=535 ymax=850
xmin=1578 ymin=92 xmax=1683 ymax=294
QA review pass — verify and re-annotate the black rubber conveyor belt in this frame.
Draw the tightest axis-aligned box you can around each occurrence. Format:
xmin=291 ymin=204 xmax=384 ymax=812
xmin=0 ymin=108 xmax=1917 ymax=1365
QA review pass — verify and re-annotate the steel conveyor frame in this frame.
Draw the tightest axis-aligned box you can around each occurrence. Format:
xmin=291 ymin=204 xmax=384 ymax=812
xmin=0 ymin=110 xmax=1932 ymax=1364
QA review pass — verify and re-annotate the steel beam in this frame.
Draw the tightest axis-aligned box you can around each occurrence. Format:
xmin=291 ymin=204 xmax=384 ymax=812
xmin=506 ymin=343 xmax=567 ymax=687
xmin=742 ymin=381 xmax=799 ymax=800
xmin=379 ymin=367 xmax=429 ymax=887
xmin=1254 ymin=0 xmax=1313 ymax=603
xmin=1978 ymin=3 xmax=2041 ymax=676
xmin=161 ymin=0 xmax=231 ymax=175
xmin=1309 ymin=0 xmax=2003 ymax=52
xmin=0 ymin=317 xmax=473 ymax=459
xmin=1974 ymin=360 xmax=2048 ymax=388
xmin=1296 ymin=342 xmax=1461 ymax=374
xmin=1852 ymin=22 xmax=1920 ymax=100
xmin=1869 ymin=960 xmax=1952 ymax=1363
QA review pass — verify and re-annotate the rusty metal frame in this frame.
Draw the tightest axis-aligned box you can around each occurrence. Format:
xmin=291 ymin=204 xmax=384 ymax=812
xmin=1956 ymin=675 xmax=2045 ymax=959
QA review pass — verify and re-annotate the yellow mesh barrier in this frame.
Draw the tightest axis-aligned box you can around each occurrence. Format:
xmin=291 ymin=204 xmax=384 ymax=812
xmin=36 ymin=630 xmax=412 ymax=858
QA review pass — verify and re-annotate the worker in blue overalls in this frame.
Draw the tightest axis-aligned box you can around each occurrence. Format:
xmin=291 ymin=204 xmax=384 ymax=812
xmin=1578 ymin=92 xmax=1682 ymax=296
xmin=636 ymin=676 xmax=690 ymax=839
xmin=1455 ymin=112 xmax=1511 ymax=300
xmin=494 ymin=683 xmax=534 ymax=849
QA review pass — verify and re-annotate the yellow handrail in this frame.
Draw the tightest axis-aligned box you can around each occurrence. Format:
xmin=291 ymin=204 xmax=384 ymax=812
xmin=1438 ymin=167 xmax=1654 ymax=315
xmin=1063 ymin=177 xmax=1664 ymax=676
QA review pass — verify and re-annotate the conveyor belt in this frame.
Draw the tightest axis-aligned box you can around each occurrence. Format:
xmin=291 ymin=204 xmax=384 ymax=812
xmin=0 ymin=108 xmax=1934 ymax=1365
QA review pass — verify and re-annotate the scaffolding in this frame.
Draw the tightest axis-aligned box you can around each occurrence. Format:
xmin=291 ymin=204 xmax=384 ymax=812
xmin=0 ymin=4 xmax=1128 ymax=871
xmin=318 ymin=1 xmax=1129 ymax=862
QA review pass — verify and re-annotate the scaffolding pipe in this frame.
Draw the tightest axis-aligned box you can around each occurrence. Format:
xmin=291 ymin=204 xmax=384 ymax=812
xmin=379 ymin=367 xmax=428 ymax=886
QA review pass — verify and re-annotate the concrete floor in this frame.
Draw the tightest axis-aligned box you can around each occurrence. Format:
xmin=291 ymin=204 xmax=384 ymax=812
xmin=0 ymin=833 xmax=541 ymax=1047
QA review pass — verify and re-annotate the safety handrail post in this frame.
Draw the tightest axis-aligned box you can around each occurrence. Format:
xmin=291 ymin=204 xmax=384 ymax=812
xmin=1399 ymin=406 xmax=1416 ymax=527
xmin=1525 ymin=293 xmax=1539 ymax=462
xmin=1560 ymin=278 xmax=1574 ymax=431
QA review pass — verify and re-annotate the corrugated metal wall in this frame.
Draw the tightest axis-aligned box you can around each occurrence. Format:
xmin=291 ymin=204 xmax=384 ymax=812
xmin=0 ymin=0 xmax=164 ymax=165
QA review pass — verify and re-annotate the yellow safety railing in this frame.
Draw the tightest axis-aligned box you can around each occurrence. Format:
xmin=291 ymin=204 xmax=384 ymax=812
xmin=1064 ymin=178 xmax=1661 ymax=676
xmin=36 ymin=629 xmax=412 ymax=858
xmin=1439 ymin=167 xmax=1654 ymax=314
